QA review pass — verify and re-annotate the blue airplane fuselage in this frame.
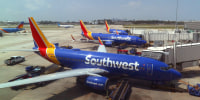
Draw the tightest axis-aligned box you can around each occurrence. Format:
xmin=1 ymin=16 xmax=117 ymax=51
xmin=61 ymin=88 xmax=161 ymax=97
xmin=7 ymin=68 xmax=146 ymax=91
xmin=82 ymin=32 xmax=146 ymax=46
xmin=109 ymin=29 xmax=128 ymax=35
xmin=1 ymin=28 xmax=25 ymax=33
xmin=48 ymin=47 xmax=181 ymax=81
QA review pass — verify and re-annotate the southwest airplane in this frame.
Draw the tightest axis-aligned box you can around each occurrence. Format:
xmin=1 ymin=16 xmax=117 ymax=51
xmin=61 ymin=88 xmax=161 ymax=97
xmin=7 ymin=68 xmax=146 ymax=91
xmin=105 ymin=20 xmax=129 ymax=35
xmin=0 ymin=17 xmax=182 ymax=91
xmin=80 ymin=20 xmax=146 ymax=46
xmin=57 ymin=23 xmax=74 ymax=28
xmin=0 ymin=21 xmax=25 ymax=33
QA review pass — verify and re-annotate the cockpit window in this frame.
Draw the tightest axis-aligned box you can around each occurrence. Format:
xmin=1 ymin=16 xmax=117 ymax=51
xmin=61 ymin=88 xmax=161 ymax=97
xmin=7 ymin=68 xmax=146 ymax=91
xmin=160 ymin=66 xmax=172 ymax=71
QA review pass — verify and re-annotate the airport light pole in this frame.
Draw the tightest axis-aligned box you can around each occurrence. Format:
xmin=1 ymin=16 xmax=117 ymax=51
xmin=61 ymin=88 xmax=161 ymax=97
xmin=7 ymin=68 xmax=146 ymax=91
xmin=175 ymin=0 xmax=179 ymax=32
xmin=174 ymin=0 xmax=179 ymax=69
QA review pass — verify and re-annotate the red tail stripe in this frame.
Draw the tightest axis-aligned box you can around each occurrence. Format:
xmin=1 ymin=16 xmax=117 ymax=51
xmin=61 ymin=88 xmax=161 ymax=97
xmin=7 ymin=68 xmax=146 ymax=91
xmin=98 ymin=37 xmax=103 ymax=45
xmin=71 ymin=34 xmax=75 ymax=40
xmin=80 ymin=21 xmax=87 ymax=33
xmin=17 ymin=24 xmax=23 ymax=29
xmin=29 ymin=18 xmax=47 ymax=48
xmin=105 ymin=21 xmax=110 ymax=32
xmin=80 ymin=20 xmax=90 ymax=39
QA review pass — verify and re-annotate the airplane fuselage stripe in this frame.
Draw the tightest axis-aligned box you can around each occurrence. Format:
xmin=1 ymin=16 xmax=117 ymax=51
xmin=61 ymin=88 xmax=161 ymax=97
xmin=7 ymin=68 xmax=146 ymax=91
xmin=0 ymin=28 xmax=9 ymax=33
xmin=29 ymin=17 xmax=60 ymax=64
xmin=29 ymin=19 xmax=47 ymax=48
xmin=87 ymin=32 xmax=95 ymax=40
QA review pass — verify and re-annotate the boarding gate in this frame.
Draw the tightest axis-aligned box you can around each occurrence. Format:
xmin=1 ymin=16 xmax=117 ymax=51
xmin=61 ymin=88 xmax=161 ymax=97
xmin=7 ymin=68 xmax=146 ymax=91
xmin=143 ymin=32 xmax=193 ymax=43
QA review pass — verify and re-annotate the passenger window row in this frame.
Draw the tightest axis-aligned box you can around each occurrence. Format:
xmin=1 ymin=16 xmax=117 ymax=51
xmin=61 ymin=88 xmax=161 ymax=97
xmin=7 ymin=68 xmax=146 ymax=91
xmin=57 ymin=57 xmax=85 ymax=62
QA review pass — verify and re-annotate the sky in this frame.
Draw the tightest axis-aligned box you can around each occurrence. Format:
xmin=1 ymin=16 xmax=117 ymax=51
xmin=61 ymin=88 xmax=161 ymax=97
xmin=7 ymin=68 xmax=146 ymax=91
xmin=0 ymin=0 xmax=200 ymax=22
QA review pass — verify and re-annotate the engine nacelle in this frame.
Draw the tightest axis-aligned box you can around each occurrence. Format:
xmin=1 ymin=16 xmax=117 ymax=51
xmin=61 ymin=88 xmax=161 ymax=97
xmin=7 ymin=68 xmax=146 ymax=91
xmin=105 ymin=41 xmax=113 ymax=47
xmin=85 ymin=76 xmax=109 ymax=91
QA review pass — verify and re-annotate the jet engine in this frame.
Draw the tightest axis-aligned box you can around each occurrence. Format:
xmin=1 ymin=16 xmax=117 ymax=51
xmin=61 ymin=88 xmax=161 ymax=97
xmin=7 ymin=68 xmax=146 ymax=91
xmin=105 ymin=41 xmax=113 ymax=47
xmin=85 ymin=76 xmax=109 ymax=91
xmin=77 ymin=76 xmax=109 ymax=91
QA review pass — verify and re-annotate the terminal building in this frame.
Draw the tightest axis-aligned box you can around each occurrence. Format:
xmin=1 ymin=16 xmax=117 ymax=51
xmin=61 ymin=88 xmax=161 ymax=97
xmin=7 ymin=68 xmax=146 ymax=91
xmin=142 ymin=43 xmax=200 ymax=71
xmin=184 ymin=21 xmax=200 ymax=32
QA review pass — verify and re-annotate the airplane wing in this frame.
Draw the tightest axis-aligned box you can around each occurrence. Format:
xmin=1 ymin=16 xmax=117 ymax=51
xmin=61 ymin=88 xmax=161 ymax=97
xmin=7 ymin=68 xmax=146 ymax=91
xmin=0 ymin=68 xmax=108 ymax=88
xmin=71 ymin=34 xmax=113 ymax=42
xmin=0 ymin=49 xmax=39 ymax=52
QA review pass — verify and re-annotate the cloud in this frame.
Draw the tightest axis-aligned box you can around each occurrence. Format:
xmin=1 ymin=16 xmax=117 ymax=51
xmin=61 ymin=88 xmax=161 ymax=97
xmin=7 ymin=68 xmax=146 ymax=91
xmin=25 ymin=3 xmax=39 ymax=10
xmin=24 ymin=0 xmax=51 ymax=11
xmin=121 ymin=0 xmax=141 ymax=8
xmin=128 ymin=1 xmax=140 ymax=7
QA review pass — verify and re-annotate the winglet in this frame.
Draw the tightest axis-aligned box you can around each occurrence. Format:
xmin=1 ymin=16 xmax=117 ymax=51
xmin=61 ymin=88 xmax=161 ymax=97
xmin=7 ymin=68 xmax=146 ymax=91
xmin=97 ymin=37 xmax=107 ymax=52
xmin=116 ymin=29 xmax=119 ymax=35
xmin=16 ymin=21 xmax=24 ymax=29
xmin=105 ymin=20 xmax=110 ymax=32
xmin=98 ymin=37 xmax=103 ymax=45
xmin=71 ymin=34 xmax=76 ymax=41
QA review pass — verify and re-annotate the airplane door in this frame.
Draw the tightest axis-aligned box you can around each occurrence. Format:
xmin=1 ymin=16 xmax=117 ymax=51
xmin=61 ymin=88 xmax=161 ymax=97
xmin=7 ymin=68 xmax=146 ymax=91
xmin=147 ymin=63 xmax=153 ymax=75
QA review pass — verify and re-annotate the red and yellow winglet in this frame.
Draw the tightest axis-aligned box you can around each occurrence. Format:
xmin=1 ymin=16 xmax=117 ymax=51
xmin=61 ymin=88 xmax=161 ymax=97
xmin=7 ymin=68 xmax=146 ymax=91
xmin=98 ymin=37 xmax=103 ymax=45
xmin=29 ymin=17 xmax=60 ymax=65
xmin=116 ymin=29 xmax=119 ymax=35
xmin=80 ymin=20 xmax=94 ymax=40
xmin=105 ymin=20 xmax=110 ymax=32
xmin=71 ymin=34 xmax=76 ymax=41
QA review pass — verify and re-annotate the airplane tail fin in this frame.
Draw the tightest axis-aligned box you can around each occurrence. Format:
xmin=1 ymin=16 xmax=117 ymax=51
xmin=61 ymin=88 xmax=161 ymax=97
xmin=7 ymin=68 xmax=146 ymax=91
xmin=57 ymin=23 xmax=60 ymax=26
xmin=105 ymin=20 xmax=110 ymax=32
xmin=80 ymin=20 xmax=92 ymax=39
xmin=16 ymin=21 xmax=24 ymax=29
xmin=28 ymin=17 xmax=55 ymax=49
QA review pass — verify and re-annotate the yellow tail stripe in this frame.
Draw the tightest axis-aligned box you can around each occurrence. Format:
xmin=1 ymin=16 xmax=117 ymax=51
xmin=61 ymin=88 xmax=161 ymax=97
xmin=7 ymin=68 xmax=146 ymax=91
xmin=46 ymin=48 xmax=60 ymax=65
xmin=30 ymin=17 xmax=54 ymax=48
xmin=87 ymin=32 xmax=95 ymax=40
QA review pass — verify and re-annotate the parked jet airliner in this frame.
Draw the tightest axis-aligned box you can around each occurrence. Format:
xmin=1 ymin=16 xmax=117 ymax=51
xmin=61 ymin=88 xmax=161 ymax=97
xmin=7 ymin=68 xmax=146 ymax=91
xmin=0 ymin=17 xmax=181 ymax=91
xmin=80 ymin=20 xmax=146 ymax=46
xmin=57 ymin=23 xmax=74 ymax=28
xmin=0 ymin=22 xmax=25 ymax=33
xmin=105 ymin=20 xmax=129 ymax=35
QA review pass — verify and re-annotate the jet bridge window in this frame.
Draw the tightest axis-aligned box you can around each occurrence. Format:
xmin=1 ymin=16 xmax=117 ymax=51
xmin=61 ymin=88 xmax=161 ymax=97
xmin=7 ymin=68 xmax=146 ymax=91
xmin=141 ymin=52 xmax=163 ymax=61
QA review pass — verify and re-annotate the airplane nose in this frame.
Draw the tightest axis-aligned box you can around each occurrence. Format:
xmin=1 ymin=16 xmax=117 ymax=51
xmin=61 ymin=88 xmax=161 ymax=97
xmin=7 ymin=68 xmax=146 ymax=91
xmin=171 ymin=69 xmax=182 ymax=80
xmin=142 ymin=40 xmax=146 ymax=44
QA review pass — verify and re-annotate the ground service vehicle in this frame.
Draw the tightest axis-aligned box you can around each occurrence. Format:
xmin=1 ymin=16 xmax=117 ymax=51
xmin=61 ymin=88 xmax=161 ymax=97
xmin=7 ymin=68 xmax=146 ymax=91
xmin=8 ymin=66 xmax=45 ymax=90
xmin=188 ymin=84 xmax=200 ymax=97
xmin=4 ymin=56 xmax=25 ymax=65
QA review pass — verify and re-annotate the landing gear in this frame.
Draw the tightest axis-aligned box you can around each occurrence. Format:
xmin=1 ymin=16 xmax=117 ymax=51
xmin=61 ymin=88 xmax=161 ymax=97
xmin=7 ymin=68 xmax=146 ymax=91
xmin=76 ymin=76 xmax=86 ymax=85
xmin=0 ymin=31 xmax=2 ymax=37
xmin=151 ymin=81 xmax=177 ymax=92
xmin=169 ymin=80 xmax=177 ymax=92
xmin=151 ymin=81 xmax=157 ymax=89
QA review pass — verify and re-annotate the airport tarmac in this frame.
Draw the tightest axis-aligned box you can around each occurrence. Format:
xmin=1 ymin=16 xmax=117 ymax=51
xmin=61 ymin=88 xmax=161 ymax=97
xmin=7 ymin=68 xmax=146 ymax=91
xmin=0 ymin=25 xmax=200 ymax=100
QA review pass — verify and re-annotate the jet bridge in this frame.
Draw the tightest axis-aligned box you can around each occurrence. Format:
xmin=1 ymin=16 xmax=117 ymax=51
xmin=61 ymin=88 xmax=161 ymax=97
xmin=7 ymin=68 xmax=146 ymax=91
xmin=142 ymin=43 xmax=200 ymax=70
xmin=109 ymin=80 xmax=131 ymax=100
